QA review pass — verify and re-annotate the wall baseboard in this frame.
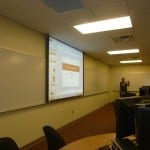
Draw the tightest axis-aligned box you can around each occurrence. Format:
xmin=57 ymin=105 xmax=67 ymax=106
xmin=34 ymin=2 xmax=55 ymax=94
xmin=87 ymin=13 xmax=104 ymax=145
xmin=21 ymin=137 xmax=47 ymax=150
xmin=21 ymin=103 xmax=115 ymax=150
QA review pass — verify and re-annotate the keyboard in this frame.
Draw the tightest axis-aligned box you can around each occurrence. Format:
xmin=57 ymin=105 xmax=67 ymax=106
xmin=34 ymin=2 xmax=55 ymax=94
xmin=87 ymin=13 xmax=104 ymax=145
xmin=111 ymin=138 xmax=137 ymax=150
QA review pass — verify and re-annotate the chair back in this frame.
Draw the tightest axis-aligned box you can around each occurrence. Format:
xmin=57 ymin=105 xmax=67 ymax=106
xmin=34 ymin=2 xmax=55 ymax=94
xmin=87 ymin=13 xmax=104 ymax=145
xmin=43 ymin=125 xmax=65 ymax=150
xmin=0 ymin=137 xmax=19 ymax=150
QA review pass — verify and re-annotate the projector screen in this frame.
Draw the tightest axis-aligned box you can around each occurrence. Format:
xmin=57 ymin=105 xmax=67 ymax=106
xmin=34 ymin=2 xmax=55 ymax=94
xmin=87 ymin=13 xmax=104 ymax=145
xmin=47 ymin=37 xmax=83 ymax=101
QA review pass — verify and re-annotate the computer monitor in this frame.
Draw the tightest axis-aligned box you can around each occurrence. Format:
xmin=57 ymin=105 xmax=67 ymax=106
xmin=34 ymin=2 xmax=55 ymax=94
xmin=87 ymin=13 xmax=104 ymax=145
xmin=113 ymin=99 xmax=135 ymax=139
xmin=135 ymin=107 xmax=150 ymax=150
xmin=114 ymin=97 xmax=150 ymax=149
xmin=139 ymin=86 xmax=150 ymax=96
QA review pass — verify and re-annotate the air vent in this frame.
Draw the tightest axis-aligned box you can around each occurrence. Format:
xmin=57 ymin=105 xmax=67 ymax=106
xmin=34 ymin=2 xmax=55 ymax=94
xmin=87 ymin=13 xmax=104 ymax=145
xmin=127 ymin=56 xmax=140 ymax=59
xmin=112 ymin=35 xmax=134 ymax=43
xmin=43 ymin=0 xmax=84 ymax=13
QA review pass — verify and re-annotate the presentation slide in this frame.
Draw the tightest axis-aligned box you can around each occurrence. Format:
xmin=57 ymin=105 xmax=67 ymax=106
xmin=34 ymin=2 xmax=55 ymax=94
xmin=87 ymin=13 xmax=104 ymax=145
xmin=48 ymin=37 xmax=83 ymax=101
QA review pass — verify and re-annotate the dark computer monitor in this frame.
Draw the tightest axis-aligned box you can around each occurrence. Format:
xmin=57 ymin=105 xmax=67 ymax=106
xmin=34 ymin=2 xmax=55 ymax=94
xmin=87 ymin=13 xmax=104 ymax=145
xmin=139 ymin=87 xmax=145 ymax=96
xmin=135 ymin=107 xmax=150 ymax=150
xmin=113 ymin=99 xmax=135 ymax=139
xmin=139 ymin=86 xmax=150 ymax=96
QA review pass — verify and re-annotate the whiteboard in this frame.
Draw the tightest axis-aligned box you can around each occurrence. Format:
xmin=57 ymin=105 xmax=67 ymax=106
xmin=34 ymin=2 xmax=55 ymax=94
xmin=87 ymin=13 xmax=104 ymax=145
xmin=84 ymin=55 xmax=109 ymax=96
xmin=112 ymin=72 xmax=150 ymax=91
xmin=0 ymin=48 xmax=45 ymax=112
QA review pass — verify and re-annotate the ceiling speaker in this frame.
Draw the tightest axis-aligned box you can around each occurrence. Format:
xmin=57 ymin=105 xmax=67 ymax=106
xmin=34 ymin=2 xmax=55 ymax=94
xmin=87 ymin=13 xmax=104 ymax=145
xmin=43 ymin=0 xmax=84 ymax=13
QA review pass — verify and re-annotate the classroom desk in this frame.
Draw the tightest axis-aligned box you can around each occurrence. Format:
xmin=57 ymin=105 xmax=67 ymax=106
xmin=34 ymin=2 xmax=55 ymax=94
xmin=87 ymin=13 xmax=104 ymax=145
xmin=60 ymin=133 xmax=115 ymax=150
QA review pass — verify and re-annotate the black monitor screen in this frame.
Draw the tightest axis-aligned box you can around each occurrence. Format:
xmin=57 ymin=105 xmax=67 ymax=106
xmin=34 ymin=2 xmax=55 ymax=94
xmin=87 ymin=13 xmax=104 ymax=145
xmin=139 ymin=86 xmax=150 ymax=96
xmin=113 ymin=99 xmax=135 ymax=139
xmin=135 ymin=107 xmax=150 ymax=149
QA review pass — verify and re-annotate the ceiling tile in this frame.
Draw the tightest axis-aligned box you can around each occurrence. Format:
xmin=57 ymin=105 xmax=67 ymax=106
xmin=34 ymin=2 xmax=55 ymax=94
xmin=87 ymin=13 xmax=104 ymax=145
xmin=83 ymin=0 xmax=129 ymax=20
xmin=0 ymin=0 xmax=149 ymax=65
xmin=127 ymin=0 xmax=150 ymax=15
xmin=0 ymin=0 xmax=25 ymax=7
xmin=61 ymin=8 xmax=95 ymax=25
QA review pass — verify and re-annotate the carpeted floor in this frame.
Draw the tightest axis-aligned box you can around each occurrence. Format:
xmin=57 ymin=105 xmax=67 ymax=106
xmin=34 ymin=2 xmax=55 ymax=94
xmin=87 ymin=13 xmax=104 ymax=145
xmin=59 ymin=103 xmax=116 ymax=143
xmin=21 ymin=103 xmax=116 ymax=150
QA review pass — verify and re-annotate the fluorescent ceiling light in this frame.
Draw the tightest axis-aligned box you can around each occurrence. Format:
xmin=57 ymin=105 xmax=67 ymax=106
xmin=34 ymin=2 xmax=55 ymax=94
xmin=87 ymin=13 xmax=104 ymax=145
xmin=120 ymin=60 xmax=142 ymax=64
xmin=73 ymin=16 xmax=132 ymax=34
xmin=107 ymin=49 xmax=139 ymax=55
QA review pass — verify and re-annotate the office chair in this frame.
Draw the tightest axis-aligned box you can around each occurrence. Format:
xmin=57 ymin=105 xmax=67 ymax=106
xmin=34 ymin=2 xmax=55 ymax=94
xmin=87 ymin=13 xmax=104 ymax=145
xmin=43 ymin=125 xmax=66 ymax=150
xmin=0 ymin=137 xmax=19 ymax=150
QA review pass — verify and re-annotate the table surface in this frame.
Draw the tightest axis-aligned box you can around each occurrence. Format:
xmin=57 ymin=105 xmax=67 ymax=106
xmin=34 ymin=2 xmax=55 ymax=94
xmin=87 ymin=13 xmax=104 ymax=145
xmin=60 ymin=133 xmax=115 ymax=150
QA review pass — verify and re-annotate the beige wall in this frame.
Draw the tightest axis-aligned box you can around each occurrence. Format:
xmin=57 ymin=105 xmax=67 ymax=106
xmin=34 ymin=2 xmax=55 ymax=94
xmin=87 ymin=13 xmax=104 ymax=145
xmin=0 ymin=16 xmax=111 ymax=147
xmin=84 ymin=54 xmax=110 ymax=95
xmin=0 ymin=16 xmax=45 ymax=57
xmin=110 ymin=65 xmax=150 ymax=96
